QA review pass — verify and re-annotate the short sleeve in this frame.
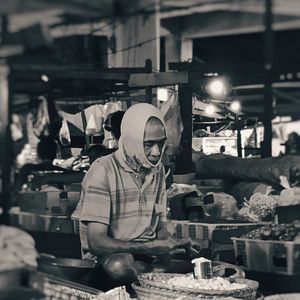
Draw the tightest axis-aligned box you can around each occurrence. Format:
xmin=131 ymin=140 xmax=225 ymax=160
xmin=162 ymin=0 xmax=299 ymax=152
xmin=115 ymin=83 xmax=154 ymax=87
xmin=157 ymin=164 xmax=167 ymax=224
xmin=79 ymin=163 xmax=111 ymax=225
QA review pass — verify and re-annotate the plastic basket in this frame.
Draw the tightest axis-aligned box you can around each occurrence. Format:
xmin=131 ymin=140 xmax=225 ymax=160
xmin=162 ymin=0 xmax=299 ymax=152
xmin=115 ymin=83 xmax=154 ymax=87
xmin=138 ymin=273 xmax=259 ymax=300
xmin=265 ymin=293 xmax=300 ymax=300
xmin=276 ymin=204 xmax=300 ymax=223
xmin=169 ymin=220 xmax=264 ymax=244
xmin=9 ymin=207 xmax=74 ymax=234
xmin=232 ymin=237 xmax=300 ymax=275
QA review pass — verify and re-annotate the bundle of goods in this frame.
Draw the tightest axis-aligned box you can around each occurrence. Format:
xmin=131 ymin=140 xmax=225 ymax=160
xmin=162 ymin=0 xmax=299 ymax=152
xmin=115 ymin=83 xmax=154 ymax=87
xmin=0 ymin=225 xmax=38 ymax=271
xmin=203 ymin=192 xmax=239 ymax=221
xmin=232 ymin=221 xmax=300 ymax=275
xmin=53 ymin=156 xmax=90 ymax=172
xmin=194 ymin=154 xmax=300 ymax=187
xmin=0 ymin=226 xmax=38 ymax=289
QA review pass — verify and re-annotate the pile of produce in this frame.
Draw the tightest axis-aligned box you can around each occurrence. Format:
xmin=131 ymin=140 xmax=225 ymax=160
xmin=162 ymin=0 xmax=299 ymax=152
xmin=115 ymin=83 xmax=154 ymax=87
xmin=163 ymin=274 xmax=247 ymax=290
xmin=242 ymin=221 xmax=300 ymax=242
xmin=0 ymin=225 xmax=38 ymax=271
xmin=238 ymin=192 xmax=278 ymax=222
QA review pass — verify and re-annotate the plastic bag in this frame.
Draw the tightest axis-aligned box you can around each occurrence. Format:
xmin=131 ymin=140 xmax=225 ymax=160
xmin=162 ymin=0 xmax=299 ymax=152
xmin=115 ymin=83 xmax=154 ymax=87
xmin=85 ymin=114 xmax=97 ymax=136
xmin=59 ymin=119 xmax=71 ymax=146
xmin=32 ymin=97 xmax=50 ymax=138
xmin=160 ymin=89 xmax=183 ymax=155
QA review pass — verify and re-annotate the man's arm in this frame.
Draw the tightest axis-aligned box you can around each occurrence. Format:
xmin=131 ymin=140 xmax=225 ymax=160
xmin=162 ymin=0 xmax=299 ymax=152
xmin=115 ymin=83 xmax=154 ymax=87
xmin=87 ymin=222 xmax=191 ymax=257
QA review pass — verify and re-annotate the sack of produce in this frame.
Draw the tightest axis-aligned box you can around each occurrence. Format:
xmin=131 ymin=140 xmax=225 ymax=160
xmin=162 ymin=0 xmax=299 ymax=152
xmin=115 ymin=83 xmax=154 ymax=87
xmin=204 ymin=192 xmax=239 ymax=220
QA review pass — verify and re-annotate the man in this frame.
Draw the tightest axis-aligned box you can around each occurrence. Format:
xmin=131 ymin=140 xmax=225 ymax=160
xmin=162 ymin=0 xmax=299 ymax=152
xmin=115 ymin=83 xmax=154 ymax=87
xmin=75 ymin=103 xmax=199 ymax=289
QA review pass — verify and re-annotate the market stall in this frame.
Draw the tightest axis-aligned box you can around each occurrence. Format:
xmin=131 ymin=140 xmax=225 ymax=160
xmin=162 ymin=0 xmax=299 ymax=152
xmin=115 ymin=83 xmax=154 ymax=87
xmin=1 ymin=1 xmax=300 ymax=299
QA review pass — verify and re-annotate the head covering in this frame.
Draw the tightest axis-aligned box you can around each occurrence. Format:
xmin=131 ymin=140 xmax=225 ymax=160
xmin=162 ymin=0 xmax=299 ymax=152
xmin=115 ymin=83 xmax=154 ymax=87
xmin=118 ymin=103 xmax=167 ymax=170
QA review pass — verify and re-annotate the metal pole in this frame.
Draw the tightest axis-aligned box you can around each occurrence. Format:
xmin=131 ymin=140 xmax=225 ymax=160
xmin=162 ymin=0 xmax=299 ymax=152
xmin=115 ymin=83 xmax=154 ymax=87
xmin=262 ymin=0 xmax=274 ymax=158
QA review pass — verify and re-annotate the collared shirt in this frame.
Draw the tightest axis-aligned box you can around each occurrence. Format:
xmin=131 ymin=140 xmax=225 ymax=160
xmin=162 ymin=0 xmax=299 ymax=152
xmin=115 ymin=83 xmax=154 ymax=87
xmin=75 ymin=150 xmax=166 ymax=259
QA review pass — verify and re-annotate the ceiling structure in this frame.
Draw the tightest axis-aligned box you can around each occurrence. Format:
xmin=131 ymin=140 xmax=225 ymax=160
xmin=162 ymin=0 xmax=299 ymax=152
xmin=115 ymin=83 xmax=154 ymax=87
xmin=160 ymin=0 xmax=300 ymax=118
xmin=1 ymin=0 xmax=300 ymax=118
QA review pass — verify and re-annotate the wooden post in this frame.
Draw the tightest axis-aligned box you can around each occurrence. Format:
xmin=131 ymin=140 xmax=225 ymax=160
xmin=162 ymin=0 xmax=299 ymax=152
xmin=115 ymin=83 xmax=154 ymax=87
xmin=0 ymin=64 xmax=12 ymax=224
xmin=175 ymin=84 xmax=193 ymax=174
xmin=262 ymin=0 xmax=273 ymax=158
xmin=145 ymin=59 xmax=153 ymax=104
xmin=0 ymin=15 xmax=8 ymax=44
xmin=80 ymin=105 xmax=90 ymax=150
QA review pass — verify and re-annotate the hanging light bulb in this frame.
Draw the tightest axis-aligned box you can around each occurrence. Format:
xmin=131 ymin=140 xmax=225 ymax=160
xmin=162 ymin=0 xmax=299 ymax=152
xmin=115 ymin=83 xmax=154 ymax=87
xmin=207 ymin=78 xmax=226 ymax=98
xmin=230 ymin=100 xmax=241 ymax=112
xmin=41 ymin=74 xmax=49 ymax=82
xmin=157 ymin=88 xmax=168 ymax=102
xmin=205 ymin=104 xmax=216 ymax=115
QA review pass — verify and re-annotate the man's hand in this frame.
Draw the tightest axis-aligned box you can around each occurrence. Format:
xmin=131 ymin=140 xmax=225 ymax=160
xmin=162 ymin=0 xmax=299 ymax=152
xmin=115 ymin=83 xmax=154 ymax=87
xmin=152 ymin=236 xmax=208 ymax=258
xmin=151 ymin=236 xmax=209 ymax=260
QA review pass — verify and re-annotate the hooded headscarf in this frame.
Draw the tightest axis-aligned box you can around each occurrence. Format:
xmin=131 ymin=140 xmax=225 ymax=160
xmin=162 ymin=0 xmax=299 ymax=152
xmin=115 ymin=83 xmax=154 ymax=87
xmin=118 ymin=103 xmax=167 ymax=170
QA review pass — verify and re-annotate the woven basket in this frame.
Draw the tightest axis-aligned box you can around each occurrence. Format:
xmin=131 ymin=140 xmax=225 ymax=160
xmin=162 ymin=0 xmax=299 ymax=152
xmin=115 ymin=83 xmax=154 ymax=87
xmin=138 ymin=273 xmax=259 ymax=300
xmin=132 ymin=283 xmax=241 ymax=300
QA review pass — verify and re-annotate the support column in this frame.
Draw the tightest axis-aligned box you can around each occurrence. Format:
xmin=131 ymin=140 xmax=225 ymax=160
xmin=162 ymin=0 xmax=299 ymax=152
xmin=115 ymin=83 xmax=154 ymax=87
xmin=175 ymin=84 xmax=193 ymax=174
xmin=0 ymin=64 xmax=12 ymax=224
xmin=262 ymin=0 xmax=274 ymax=158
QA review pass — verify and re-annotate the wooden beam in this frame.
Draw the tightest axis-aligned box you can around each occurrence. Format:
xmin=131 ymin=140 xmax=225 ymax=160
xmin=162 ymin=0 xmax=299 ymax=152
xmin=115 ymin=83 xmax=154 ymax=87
xmin=273 ymin=89 xmax=300 ymax=104
xmin=129 ymin=71 xmax=188 ymax=87
xmin=0 ymin=45 xmax=24 ymax=57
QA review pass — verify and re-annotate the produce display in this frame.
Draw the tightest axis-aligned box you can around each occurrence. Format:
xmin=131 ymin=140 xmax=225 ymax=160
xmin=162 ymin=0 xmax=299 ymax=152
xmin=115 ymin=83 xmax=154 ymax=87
xmin=278 ymin=187 xmax=300 ymax=206
xmin=242 ymin=221 xmax=300 ymax=241
xmin=163 ymin=274 xmax=247 ymax=290
xmin=0 ymin=225 xmax=38 ymax=271
xmin=238 ymin=192 xmax=278 ymax=222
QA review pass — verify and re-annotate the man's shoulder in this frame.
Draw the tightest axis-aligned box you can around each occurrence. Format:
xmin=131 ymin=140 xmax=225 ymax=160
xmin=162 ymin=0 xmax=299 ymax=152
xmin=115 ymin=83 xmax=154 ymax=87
xmin=83 ymin=153 xmax=115 ymax=181
xmin=89 ymin=153 xmax=116 ymax=172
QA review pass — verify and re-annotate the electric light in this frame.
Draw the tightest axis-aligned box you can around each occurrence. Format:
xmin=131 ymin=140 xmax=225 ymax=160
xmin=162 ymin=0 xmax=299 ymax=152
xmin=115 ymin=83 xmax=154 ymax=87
xmin=157 ymin=88 xmax=168 ymax=102
xmin=230 ymin=100 xmax=241 ymax=112
xmin=207 ymin=78 xmax=226 ymax=97
xmin=41 ymin=74 xmax=49 ymax=82
xmin=205 ymin=104 xmax=216 ymax=115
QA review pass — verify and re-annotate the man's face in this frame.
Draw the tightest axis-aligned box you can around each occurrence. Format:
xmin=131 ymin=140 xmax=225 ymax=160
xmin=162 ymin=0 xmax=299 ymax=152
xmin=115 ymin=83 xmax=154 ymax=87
xmin=143 ymin=117 xmax=166 ymax=164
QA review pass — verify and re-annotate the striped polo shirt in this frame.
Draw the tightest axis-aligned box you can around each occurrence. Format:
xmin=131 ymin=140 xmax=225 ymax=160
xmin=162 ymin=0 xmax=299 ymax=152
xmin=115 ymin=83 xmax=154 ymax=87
xmin=75 ymin=149 xmax=167 ymax=259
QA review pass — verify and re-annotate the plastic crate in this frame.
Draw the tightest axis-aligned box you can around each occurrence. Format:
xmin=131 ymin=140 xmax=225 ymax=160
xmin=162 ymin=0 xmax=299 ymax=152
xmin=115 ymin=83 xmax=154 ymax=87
xmin=232 ymin=237 xmax=300 ymax=275
xmin=9 ymin=207 xmax=74 ymax=234
xmin=168 ymin=220 xmax=264 ymax=244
